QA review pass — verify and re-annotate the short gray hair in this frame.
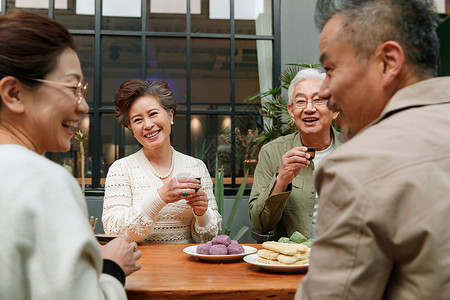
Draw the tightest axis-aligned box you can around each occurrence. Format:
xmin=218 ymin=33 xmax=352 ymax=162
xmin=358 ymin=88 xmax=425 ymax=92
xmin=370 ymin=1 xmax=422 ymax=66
xmin=314 ymin=0 xmax=439 ymax=77
xmin=288 ymin=68 xmax=325 ymax=104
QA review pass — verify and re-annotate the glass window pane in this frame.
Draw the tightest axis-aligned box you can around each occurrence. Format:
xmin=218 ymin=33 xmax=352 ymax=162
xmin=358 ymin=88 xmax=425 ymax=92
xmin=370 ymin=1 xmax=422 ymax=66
xmin=124 ymin=127 xmax=141 ymax=156
xmin=192 ymin=0 xmax=230 ymax=34
xmin=102 ymin=0 xmax=141 ymax=18
xmin=102 ymin=113 xmax=141 ymax=186
xmin=148 ymin=0 xmax=190 ymax=32
xmin=73 ymin=35 xmax=94 ymax=106
xmin=146 ymin=37 xmax=187 ymax=106
xmin=190 ymin=114 xmax=217 ymax=172
xmin=14 ymin=0 xmax=67 ymax=9
xmin=102 ymin=36 xmax=142 ymax=106
xmin=235 ymin=39 xmax=272 ymax=112
xmin=102 ymin=15 xmax=141 ymax=31
xmin=55 ymin=0 xmax=95 ymax=30
xmin=235 ymin=115 xmax=262 ymax=181
xmin=191 ymin=38 xmax=230 ymax=108
xmin=172 ymin=114 xmax=187 ymax=154
xmin=235 ymin=0 xmax=272 ymax=35
xmin=188 ymin=114 xmax=229 ymax=178
xmin=101 ymin=114 xmax=120 ymax=186
xmin=101 ymin=0 xmax=141 ymax=30
xmin=6 ymin=0 xmax=48 ymax=15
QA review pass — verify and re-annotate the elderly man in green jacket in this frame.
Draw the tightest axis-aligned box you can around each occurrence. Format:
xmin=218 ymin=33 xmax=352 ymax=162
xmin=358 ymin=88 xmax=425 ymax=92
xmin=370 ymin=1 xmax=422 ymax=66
xmin=248 ymin=68 xmax=342 ymax=241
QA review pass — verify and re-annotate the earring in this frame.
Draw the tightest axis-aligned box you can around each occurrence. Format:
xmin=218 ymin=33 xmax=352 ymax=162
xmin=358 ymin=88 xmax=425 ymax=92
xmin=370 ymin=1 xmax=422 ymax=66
xmin=171 ymin=121 xmax=174 ymax=125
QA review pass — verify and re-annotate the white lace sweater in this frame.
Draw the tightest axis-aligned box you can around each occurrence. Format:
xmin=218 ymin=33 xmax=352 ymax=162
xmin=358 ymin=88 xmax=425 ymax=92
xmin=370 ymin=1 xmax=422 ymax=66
xmin=102 ymin=148 xmax=222 ymax=243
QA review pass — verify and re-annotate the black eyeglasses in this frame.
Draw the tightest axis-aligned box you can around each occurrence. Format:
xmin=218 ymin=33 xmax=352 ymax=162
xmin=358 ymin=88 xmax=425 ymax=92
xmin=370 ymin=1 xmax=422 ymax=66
xmin=292 ymin=98 xmax=328 ymax=109
xmin=28 ymin=78 xmax=88 ymax=105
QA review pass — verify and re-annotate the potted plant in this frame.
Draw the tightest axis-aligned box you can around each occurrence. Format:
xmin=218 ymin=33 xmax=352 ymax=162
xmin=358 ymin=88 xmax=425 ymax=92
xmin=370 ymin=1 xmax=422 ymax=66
xmin=235 ymin=128 xmax=261 ymax=176
xmin=214 ymin=155 xmax=249 ymax=241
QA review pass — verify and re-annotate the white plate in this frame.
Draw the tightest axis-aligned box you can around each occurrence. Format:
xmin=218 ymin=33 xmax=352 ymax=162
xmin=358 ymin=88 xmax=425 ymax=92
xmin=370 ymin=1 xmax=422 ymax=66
xmin=243 ymin=254 xmax=309 ymax=272
xmin=183 ymin=245 xmax=257 ymax=262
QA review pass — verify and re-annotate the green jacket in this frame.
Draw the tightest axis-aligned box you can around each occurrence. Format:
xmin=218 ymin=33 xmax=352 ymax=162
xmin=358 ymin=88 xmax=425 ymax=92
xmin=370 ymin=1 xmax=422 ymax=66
xmin=248 ymin=128 xmax=342 ymax=240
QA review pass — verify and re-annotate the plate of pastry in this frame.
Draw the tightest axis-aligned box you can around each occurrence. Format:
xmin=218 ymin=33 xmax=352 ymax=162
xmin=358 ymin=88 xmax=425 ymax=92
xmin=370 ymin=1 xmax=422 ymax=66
xmin=183 ymin=245 xmax=257 ymax=262
xmin=243 ymin=253 xmax=309 ymax=272
xmin=244 ymin=241 xmax=310 ymax=272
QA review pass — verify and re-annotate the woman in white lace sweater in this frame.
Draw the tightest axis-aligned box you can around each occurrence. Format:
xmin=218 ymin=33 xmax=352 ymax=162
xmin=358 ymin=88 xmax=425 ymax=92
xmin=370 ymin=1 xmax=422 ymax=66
xmin=103 ymin=80 xmax=222 ymax=243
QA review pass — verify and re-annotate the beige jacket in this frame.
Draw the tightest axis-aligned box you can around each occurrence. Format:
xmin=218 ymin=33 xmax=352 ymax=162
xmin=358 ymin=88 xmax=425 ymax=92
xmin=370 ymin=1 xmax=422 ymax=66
xmin=296 ymin=77 xmax=450 ymax=299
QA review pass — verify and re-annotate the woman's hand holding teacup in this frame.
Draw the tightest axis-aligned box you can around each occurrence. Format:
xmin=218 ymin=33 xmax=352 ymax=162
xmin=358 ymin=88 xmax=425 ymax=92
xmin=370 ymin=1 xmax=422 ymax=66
xmin=184 ymin=189 xmax=209 ymax=216
xmin=157 ymin=175 xmax=203 ymax=207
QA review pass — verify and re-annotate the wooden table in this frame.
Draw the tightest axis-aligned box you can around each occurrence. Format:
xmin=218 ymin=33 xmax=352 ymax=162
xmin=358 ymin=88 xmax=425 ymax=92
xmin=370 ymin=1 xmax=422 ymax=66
xmin=125 ymin=244 xmax=305 ymax=299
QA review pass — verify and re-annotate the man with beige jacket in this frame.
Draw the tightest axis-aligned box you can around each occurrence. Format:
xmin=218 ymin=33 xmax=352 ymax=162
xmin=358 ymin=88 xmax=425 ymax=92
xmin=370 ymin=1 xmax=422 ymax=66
xmin=296 ymin=0 xmax=450 ymax=299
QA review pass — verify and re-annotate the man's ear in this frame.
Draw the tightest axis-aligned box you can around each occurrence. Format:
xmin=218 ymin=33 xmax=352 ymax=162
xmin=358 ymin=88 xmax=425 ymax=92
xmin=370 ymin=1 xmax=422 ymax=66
xmin=287 ymin=104 xmax=295 ymax=120
xmin=377 ymin=41 xmax=405 ymax=87
xmin=0 ymin=76 xmax=26 ymax=114
xmin=332 ymin=110 xmax=340 ymax=120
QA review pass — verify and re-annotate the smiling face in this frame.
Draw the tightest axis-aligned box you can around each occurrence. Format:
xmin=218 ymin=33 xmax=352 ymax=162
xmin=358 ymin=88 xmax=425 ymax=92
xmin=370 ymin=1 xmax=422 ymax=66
xmin=128 ymin=95 xmax=174 ymax=151
xmin=288 ymin=78 xmax=339 ymax=142
xmin=318 ymin=15 xmax=387 ymax=139
xmin=22 ymin=47 xmax=89 ymax=154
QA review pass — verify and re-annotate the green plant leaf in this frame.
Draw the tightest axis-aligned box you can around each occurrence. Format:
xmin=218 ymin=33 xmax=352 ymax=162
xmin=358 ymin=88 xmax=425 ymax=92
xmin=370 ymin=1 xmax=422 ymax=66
xmin=232 ymin=225 xmax=249 ymax=242
xmin=244 ymin=86 xmax=282 ymax=102
xmin=286 ymin=63 xmax=322 ymax=69
xmin=74 ymin=130 xmax=87 ymax=142
xmin=224 ymin=169 xmax=249 ymax=236
xmin=214 ymin=154 xmax=224 ymax=217
xmin=194 ymin=137 xmax=213 ymax=161
xmin=280 ymin=66 xmax=301 ymax=86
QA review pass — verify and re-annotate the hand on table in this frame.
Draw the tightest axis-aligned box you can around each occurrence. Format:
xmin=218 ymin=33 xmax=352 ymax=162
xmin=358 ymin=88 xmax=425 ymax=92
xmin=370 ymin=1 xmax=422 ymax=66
xmin=100 ymin=236 xmax=142 ymax=276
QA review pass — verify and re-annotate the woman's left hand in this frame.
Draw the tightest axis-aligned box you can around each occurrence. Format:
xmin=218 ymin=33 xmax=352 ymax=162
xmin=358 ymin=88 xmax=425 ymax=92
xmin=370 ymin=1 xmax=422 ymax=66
xmin=185 ymin=189 xmax=209 ymax=216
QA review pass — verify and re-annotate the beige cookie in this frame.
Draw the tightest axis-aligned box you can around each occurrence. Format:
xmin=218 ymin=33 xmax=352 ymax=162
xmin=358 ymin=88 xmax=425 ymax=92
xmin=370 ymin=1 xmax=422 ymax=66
xmin=262 ymin=241 xmax=308 ymax=256
xmin=294 ymin=251 xmax=309 ymax=261
xmin=257 ymin=257 xmax=280 ymax=265
xmin=258 ymin=256 xmax=309 ymax=266
xmin=277 ymin=253 xmax=300 ymax=264
xmin=257 ymin=249 xmax=279 ymax=260
xmin=279 ymin=257 xmax=310 ymax=266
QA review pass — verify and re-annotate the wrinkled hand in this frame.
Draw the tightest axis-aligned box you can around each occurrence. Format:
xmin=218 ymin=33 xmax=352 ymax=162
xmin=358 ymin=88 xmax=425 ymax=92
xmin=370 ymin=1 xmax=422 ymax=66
xmin=157 ymin=177 xmax=202 ymax=204
xmin=185 ymin=189 xmax=209 ymax=216
xmin=272 ymin=147 xmax=310 ymax=194
xmin=100 ymin=236 xmax=142 ymax=276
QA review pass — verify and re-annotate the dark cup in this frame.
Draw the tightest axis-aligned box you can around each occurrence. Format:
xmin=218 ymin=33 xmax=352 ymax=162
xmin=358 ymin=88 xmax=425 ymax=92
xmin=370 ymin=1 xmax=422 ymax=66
xmin=307 ymin=147 xmax=316 ymax=161
xmin=194 ymin=177 xmax=201 ymax=192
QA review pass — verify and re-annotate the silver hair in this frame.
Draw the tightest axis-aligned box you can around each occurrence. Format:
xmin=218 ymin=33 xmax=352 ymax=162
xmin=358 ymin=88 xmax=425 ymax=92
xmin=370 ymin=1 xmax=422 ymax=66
xmin=314 ymin=0 xmax=439 ymax=77
xmin=288 ymin=68 xmax=325 ymax=104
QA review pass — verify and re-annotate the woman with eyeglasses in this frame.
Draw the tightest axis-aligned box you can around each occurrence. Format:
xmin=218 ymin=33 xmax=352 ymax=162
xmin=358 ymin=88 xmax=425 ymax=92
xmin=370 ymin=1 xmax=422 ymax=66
xmin=248 ymin=68 xmax=343 ymax=241
xmin=0 ymin=10 xmax=140 ymax=299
